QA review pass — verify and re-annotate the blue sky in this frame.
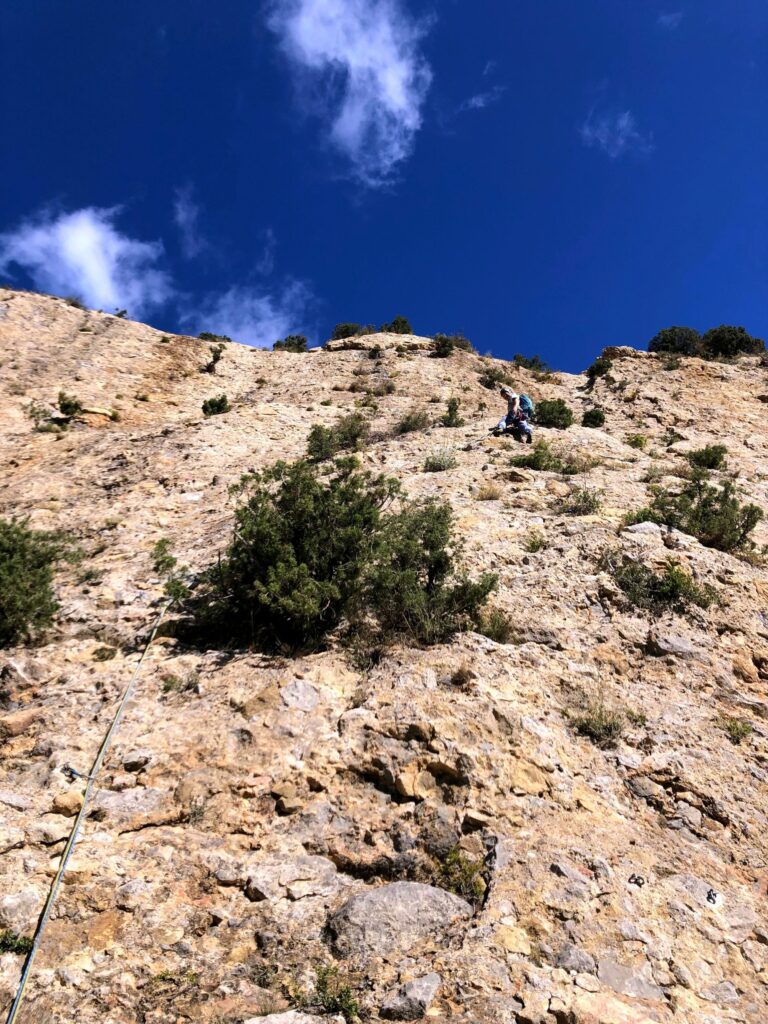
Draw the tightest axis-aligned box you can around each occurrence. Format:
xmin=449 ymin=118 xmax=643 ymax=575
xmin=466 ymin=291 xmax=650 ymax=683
xmin=1 ymin=0 xmax=766 ymax=370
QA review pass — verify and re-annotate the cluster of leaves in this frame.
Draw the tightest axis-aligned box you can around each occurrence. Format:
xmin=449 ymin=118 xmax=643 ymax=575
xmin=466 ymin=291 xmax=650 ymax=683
xmin=571 ymin=701 xmax=624 ymax=748
xmin=586 ymin=355 xmax=613 ymax=383
xmin=432 ymin=333 xmax=475 ymax=357
xmin=582 ymin=407 xmax=605 ymax=428
xmin=202 ymin=394 xmax=230 ymax=417
xmin=512 ymin=353 xmax=550 ymax=374
xmin=188 ymin=459 xmax=496 ymax=652
xmin=717 ymin=715 xmax=752 ymax=746
xmin=307 ymin=412 xmax=369 ymax=462
xmin=380 ymin=315 xmax=412 ymax=334
xmin=0 ymin=519 xmax=71 ymax=647
xmin=396 ymin=408 xmax=430 ymax=434
xmin=0 ymin=930 xmax=34 ymax=955
xmin=203 ymin=342 xmax=225 ymax=373
xmin=312 ymin=965 xmax=360 ymax=1022
xmin=151 ymin=538 xmax=190 ymax=603
xmin=556 ymin=487 xmax=603 ymax=516
xmin=330 ymin=322 xmax=376 ymax=341
xmin=441 ymin=397 xmax=464 ymax=427
xmin=199 ymin=331 xmax=232 ymax=343
xmin=648 ymin=324 xmax=765 ymax=360
xmin=686 ymin=444 xmax=728 ymax=471
xmin=625 ymin=468 xmax=763 ymax=552
xmin=534 ymin=398 xmax=574 ymax=429
xmin=57 ymin=391 xmax=83 ymax=418
xmin=477 ymin=365 xmax=513 ymax=390
xmin=511 ymin=439 xmax=597 ymax=475
xmin=626 ymin=433 xmax=647 ymax=450
xmin=476 ymin=607 xmax=514 ymax=643
xmin=273 ymin=334 xmax=308 ymax=353
xmin=437 ymin=847 xmax=486 ymax=907
xmin=423 ymin=450 xmax=457 ymax=472
xmin=604 ymin=552 xmax=717 ymax=615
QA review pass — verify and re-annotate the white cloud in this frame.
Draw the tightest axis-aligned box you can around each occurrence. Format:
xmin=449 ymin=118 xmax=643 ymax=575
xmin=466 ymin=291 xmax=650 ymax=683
xmin=256 ymin=228 xmax=277 ymax=276
xmin=580 ymin=110 xmax=654 ymax=159
xmin=173 ymin=186 xmax=206 ymax=259
xmin=458 ymin=85 xmax=506 ymax=113
xmin=182 ymin=280 xmax=313 ymax=348
xmin=657 ymin=11 xmax=684 ymax=30
xmin=0 ymin=206 xmax=173 ymax=316
xmin=266 ymin=0 xmax=433 ymax=186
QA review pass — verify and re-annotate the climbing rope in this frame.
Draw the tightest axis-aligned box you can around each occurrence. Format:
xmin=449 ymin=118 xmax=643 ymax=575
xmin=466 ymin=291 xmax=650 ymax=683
xmin=4 ymin=598 xmax=174 ymax=1024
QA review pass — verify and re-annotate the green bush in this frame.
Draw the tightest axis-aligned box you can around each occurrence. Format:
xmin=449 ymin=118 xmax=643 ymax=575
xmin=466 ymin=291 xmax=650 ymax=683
xmin=512 ymin=353 xmax=550 ymax=373
xmin=314 ymin=964 xmax=359 ymax=1022
xmin=273 ymin=334 xmax=308 ymax=353
xmin=648 ymin=324 xmax=764 ymax=360
xmin=330 ymin=322 xmax=375 ymax=341
xmin=438 ymin=847 xmax=485 ymax=907
xmin=626 ymin=433 xmax=647 ymax=450
xmin=57 ymin=391 xmax=82 ymax=417
xmin=0 ymin=519 xmax=69 ymax=647
xmin=433 ymin=334 xmax=455 ymax=358
xmin=204 ymin=343 xmax=225 ymax=373
xmin=626 ymin=469 xmax=762 ymax=552
xmin=607 ymin=554 xmax=716 ymax=614
xmin=511 ymin=439 xmax=563 ymax=472
xmin=686 ymin=444 xmax=728 ymax=471
xmin=557 ymin=487 xmax=602 ymax=516
xmin=586 ymin=356 xmax=613 ymax=382
xmin=441 ymin=397 xmax=464 ymax=427
xmin=434 ymin=332 xmax=474 ymax=355
xmin=571 ymin=702 xmax=624 ymax=748
xmin=368 ymin=499 xmax=497 ymax=646
xmin=396 ymin=408 xmax=430 ymax=434
xmin=307 ymin=413 xmax=369 ymax=462
xmin=380 ymin=315 xmax=412 ymax=334
xmin=582 ymin=407 xmax=605 ymax=428
xmin=478 ymin=365 xmax=512 ymax=390
xmin=477 ymin=607 xmax=514 ymax=643
xmin=202 ymin=394 xmax=230 ymax=417
xmin=199 ymin=331 xmax=232 ymax=343
xmin=0 ymin=930 xmax=34 ymax=955
xmin=717 ymin=715 xmax=752 ymax=745
xmin=423 ymin=450 xmax=457 ymax=472
xmin=534 ymin=399 xmax=573 ymax=429
xmin=648 ymin=326 xmax=702 ymax=356
xmin=701 ymin=325 xmax=764 ymax=359
xmin=190 ymin=461 xmax=496 ymax=652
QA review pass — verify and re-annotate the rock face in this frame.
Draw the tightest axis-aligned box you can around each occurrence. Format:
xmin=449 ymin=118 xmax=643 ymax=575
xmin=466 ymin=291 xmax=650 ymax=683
xmin=328 ymin=882 xmax=473 ymax=957
xmin=0 ymin=289 xmax=767 ymax=1023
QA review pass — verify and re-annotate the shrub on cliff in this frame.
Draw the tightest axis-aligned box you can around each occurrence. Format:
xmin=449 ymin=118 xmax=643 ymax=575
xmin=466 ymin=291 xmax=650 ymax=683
xmin=273 ymin=334 xmax=308 ymax=353
xmin=626 ymin=469 xmax=763 ymax=552
xmin=380 ymin=315 xmax=412 ymax=335
xmin=307 ymin=413 xmax=369 ymax=462
xmin=190 ymin=459 xmax=496 ymax=651
xmin=0 ymin=519 xmax=69 ymax=647
xmin=534 ymin=398 xmax=574 ymax=429
xmin=648 ymin=326 xmax=702 ymax=357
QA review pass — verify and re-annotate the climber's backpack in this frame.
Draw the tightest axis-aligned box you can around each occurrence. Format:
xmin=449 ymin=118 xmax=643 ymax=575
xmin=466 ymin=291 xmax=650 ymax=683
xmin=519 ymin=394 xmax=535 ymax=419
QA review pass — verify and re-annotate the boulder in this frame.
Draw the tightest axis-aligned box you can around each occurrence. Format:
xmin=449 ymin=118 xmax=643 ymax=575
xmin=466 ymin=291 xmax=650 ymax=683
xmin=327 ymin=882 xmax=472 ymax=958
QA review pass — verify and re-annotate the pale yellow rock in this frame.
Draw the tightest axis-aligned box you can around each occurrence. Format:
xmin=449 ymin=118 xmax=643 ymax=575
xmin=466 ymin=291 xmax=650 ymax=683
xmin=510 ymin=760 xmax=550 ymax=795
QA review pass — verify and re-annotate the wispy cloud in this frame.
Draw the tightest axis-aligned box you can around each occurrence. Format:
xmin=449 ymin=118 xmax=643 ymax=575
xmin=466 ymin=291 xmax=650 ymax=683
xmin=458 ymin=84 xmax=506 ymax=113
xmin=181 ymin=280 xmax=313 ymax=348
xmin=256 ymin=228 xmax=277 ymax=276
xmin=0 ymin=206 xmax=173 ymax=316
xmin=266 ymin=0 xmax=433 ymax=186
xmin=657 ymin=11 xmax=684 ymax=30
xmin=580 ymin=109 xmax=654 ymax=159
xmin=173 ymin=186 xmax=207 ymax=259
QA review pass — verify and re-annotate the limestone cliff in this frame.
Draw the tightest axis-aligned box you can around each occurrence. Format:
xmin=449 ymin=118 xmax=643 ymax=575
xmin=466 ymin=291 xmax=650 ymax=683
xmin=1 ymin=288 xmax=767 ymax=1024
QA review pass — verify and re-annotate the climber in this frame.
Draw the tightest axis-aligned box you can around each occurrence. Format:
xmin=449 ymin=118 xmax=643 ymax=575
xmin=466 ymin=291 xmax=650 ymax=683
xmin=493 ymin=387 xmax=533 ymax=442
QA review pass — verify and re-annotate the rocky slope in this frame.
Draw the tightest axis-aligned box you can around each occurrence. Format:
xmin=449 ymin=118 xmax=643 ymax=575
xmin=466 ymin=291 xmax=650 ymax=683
xmin=1 ymin=287 xmax=767 ymax=1024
